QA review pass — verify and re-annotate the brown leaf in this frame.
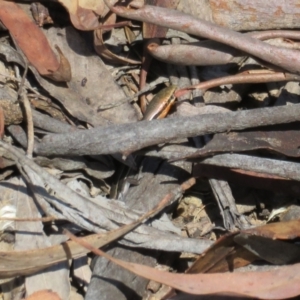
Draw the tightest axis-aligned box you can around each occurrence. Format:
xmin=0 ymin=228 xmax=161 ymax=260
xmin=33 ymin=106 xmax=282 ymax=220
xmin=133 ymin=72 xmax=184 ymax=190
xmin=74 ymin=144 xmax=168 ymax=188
xmin=243 ymin=219 xmax=300 ymax=240
xmin=23 ymin=290 xmax=61 ymax=300
xmin=94 ymin=28 xmax=141 ymax=65
xmin=0 ymin=1 xmax=64 ymax=80
xmin=188 ymin=219 xmax=300 ymax=275
xmin=32 ymin=26 xmax=137 ymax=126
xmin=187 ymin=233 xmax=258 ymax=274
xmin=92 ymin=12 xmax=141 ymax=64
xmin=58 ymin=0 xmax=108 ymax=30
xmin=67 ymin=230 xmax=300 ymax=299
xmin=46 ymin=45 xmax=72 ymax=82
xmin=0 ymin=232 xmax=105 ymax=278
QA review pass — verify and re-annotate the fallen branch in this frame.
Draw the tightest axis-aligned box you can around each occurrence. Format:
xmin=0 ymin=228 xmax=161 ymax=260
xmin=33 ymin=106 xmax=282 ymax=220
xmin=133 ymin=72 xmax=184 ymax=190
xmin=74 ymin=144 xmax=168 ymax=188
xmin=35 ymin=103 xmax=300 ymax=156
xmin=198 ymin=153 xmax=300 ymax=181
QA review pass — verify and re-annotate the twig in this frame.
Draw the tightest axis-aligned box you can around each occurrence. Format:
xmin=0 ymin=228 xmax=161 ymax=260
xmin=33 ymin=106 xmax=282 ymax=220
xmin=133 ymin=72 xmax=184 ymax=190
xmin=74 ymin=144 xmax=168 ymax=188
xmin=199 ymin=153 xmax=300 ymax=181
xmin=0 ymin=216 xmax=56 ymax=222
xmin=175 ymin=72 xmax=300 ymax=98
xmin=33 ymin=103 xmax=300 ymax=156
xmin=108 ymin=4 xmax=300 ymax=74
xmin=209 ymin=179 xmax=250 ymax=231
xmin=97 ymin=77 xmax=169 ymax=110
xmin=64 ymin=177 xmax=195 ymax=250
xmin=250 ymin=30 xmax=300 ymax=41
xmin=32 ymin=110 xmax=77 ymax=133
xmin=146 ymin=30 xmax=300 ymax=66
xmin=0 ymin=106 xmax=4 ymax=138
xmin=0 ymin=73 xmax=42 ymax=96
xmin=20 ymin=91 xmax=34 ymax=158
xmin=15 ymin=63 xmax=34 ymax=158
xmin=17 ymin=61 xmax=28 ymax=97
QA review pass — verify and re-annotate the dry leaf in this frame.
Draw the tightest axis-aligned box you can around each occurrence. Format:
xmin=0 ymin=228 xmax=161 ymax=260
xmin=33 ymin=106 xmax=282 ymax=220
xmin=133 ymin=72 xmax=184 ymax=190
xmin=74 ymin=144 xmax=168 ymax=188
xmin=0 ymin=232 xmax=110 ymax=278
xmin=23 ymin=290 xmax=61 ymax=300
xmin=57 ymin=0 xmax=108 ymax=30
xmin=68 ymin=230 xmax=300 ymax=299
xmin=47 ymin=45 xmax=72 ymax=82
xmin=0 ymin=1 xmax=70 ymax=82
xmin=32 ymin=26 xmax=137 ymax=126
xmin=187 ymin=233 xmax=258 ymax=274
xmin=94 ymin=28 xmax=141 ymax=65
xmin=188 ymin=219 xmax=300 ymax=274
xmin=243 ymin=218 xmax=300 ymax=240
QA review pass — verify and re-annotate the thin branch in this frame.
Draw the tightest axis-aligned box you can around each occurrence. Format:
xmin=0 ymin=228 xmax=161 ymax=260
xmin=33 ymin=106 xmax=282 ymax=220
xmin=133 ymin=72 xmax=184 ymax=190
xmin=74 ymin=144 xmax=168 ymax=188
xmin=20 ymin=91 xmax=34 ymax=158
xmin=0 ymin=216 xmax=57 ymax=222
xmin=108 ymin=4 xmax=300 ymax=74
xmin=97 ymin=77 xmax=169 ymax=110
xmin=33 ymin=103 xmax=300 ymax=156
xmin=175 ymin=72 xmax=300 ymax=98
xmin=199 ymin=153 xmax=300 ymax=181
xmin=0 ymin=106 xmax=4 ymax=138
xmin=0 ymin=73 xmax=42 ymax=95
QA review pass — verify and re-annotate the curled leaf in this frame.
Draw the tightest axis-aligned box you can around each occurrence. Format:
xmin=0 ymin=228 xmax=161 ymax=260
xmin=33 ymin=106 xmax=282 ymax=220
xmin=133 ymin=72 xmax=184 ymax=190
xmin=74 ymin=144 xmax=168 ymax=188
xmin=94 ymin=28 xmax=141 ymax=65
xmin=58 ymin=0 xmax=108 ymax=30
xmin=46 ymin=45 xmax=72 ymax=82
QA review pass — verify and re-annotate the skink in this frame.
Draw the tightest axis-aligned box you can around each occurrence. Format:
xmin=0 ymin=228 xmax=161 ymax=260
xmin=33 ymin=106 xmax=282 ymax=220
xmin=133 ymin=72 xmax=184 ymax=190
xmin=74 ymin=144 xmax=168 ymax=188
xmin=142 ymin=85 xmax=177 ymax=120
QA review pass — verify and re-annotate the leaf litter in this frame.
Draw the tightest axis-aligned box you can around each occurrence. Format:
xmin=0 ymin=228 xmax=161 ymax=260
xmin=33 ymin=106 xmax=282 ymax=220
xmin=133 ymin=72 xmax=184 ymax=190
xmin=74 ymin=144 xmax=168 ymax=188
xmin=1 ymin=1 xmax=300 ymax=299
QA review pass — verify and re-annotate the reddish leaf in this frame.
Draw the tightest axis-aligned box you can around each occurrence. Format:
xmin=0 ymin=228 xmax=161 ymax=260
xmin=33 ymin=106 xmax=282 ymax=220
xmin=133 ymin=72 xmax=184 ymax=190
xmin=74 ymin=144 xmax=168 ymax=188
xmin=187 ymin=233 xmax=258 ymax=274
xmin=0 ymin=1 xmax=70 ymax=82
xmin=243 ymin=219 xmax=300 ymax=240
xmin=68 ymin=230 xmax=300 ymax=299
xmin=58 ymin=0 xmax=108 ymax=30
xmin=23 ymin=290 xmax=61 ymax=300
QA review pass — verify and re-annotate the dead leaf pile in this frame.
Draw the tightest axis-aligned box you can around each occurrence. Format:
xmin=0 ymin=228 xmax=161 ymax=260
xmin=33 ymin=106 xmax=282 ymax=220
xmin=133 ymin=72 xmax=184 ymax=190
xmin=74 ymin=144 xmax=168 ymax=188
xmin=1 ymin=1 xmax=300 ymax=299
